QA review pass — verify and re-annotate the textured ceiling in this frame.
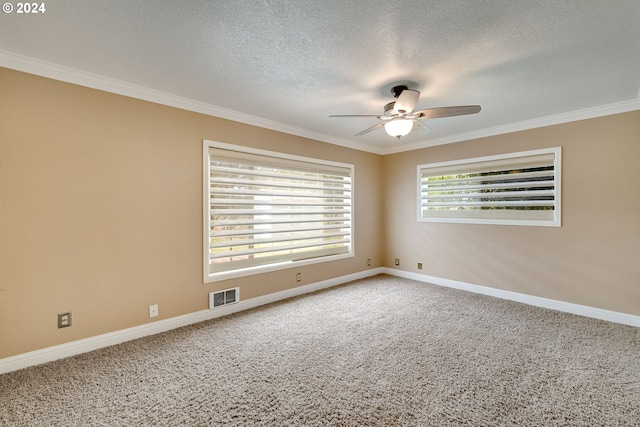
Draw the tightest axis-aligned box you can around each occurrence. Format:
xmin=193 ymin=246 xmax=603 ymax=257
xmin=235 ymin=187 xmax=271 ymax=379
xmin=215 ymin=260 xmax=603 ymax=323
xmin=1 ymin=0 xmax=639 ymax=154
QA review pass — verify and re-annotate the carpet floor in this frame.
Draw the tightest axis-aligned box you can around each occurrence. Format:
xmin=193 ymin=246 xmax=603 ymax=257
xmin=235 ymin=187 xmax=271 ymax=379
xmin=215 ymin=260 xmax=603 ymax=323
xmin=1 ymin=274 xmax=639 ymax=426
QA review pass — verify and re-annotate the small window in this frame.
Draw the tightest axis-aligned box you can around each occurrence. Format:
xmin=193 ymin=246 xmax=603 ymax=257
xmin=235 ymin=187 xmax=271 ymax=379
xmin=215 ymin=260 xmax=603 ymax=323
xmin=204 ymin=141 xmax=353 ymax=282
xmin=418 ymin=147 xmax=561 ymax=226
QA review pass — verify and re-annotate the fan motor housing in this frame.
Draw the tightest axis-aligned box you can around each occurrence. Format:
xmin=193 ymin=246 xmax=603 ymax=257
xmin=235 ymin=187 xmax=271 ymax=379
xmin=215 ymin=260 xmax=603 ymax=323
xmin=390 ymin=85 xmax=409 ymax=98
xmin=383 ymin=102 xmax=400 ymax=118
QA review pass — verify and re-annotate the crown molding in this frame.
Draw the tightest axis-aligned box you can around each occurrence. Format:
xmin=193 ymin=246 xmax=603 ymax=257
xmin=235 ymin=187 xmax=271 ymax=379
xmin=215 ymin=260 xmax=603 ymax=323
xmin=2 ymin=49 xmax=637 ymax=156
xmin=0 ymin=50 xmax=382 ymax=154
xmin=382 ymin=97 xmax=640 ymax=155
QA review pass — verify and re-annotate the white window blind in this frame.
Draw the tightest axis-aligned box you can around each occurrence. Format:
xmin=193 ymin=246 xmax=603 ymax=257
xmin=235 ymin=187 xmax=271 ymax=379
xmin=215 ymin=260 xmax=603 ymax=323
xmin=204 ymin=142 xmax=353 ymax=281
xmin=418 ymin=147 xmax=561 ymax=226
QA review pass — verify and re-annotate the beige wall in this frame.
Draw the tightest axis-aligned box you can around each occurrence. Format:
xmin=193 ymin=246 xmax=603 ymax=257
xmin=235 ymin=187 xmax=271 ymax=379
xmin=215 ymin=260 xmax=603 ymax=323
xmin=0 ymin=68 xmax=383 ymax=358
xmin=382 ymin=111 xmax=640 ymax=316
xmin=1 ymin=67 xmax=638 ymax=360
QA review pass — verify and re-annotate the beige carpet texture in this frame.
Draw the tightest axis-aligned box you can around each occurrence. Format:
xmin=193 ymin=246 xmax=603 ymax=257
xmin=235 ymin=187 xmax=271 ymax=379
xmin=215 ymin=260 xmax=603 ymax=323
xmin=1 ymin=275 xmax=639 ymax=426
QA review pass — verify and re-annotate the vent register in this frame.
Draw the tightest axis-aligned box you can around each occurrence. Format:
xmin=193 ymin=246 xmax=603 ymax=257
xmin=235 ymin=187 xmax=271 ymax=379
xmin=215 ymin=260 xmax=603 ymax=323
xmin=209 ymin=287 xmax=240 ymax=309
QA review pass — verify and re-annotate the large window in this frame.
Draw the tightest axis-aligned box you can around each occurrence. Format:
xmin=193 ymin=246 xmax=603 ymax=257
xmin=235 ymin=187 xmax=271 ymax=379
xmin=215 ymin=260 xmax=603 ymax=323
xmin=204 ymin=141 xmax=353 ymax=282
xmin=418 ymin=147 xmax=561 ymax=226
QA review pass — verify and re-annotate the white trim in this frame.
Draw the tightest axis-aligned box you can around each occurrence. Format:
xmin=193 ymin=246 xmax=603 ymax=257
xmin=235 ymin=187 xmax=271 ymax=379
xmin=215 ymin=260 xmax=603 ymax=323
xmin=2 ymin=49 xmax=638 ymax=156
xmin=417 ymin=147 xmax=561 ymax=227
xmin=381 ymin=99 xmax=640 ymax=155
xmin=3 ymin=267 xmax=637 ymax=374
xmin=203 ymin=140 xmax=355 ymax=282
xmin=205 ymin=140 xmax=354 ymax=170
xmin=0 ymin=268 xmax=383 ymax=375
xmin=0 ymin=50 xmax=376 ymax=153
xmin=383 ymin=268 xmax=640 ymax=328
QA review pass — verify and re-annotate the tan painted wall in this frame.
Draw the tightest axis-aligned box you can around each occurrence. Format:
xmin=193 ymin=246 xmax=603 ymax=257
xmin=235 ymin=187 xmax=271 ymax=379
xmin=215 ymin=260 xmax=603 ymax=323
xmin=0 ymin=68 xmax=384 ymax=358
xmin=1 ymin=67 xmax=638 ymax=360
xmin=382 ymin=111 xmax=640 ymax=316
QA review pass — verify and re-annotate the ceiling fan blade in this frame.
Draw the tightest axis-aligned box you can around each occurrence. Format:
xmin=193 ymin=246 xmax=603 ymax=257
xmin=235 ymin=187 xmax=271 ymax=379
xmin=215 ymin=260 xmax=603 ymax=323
xmin=395 ymin=89 xmax=420 ymax=114
xmin=329 ymin=114 xmax=382 ymax=118
xmin=411 ymin=119 xmax=431 ymax=135
xmin=354 ymin=122 xmax=385 ymax=137
xmin=414 ymin=105 xmax=481 ymax=119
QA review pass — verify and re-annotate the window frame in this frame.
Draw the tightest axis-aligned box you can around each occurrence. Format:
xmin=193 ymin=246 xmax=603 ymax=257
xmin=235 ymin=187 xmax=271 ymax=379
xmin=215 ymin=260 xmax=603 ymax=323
xmin=203 ymin=140 xmax=354 ymax=283
xmin=417 ymin=147 xmax=562 ymax=227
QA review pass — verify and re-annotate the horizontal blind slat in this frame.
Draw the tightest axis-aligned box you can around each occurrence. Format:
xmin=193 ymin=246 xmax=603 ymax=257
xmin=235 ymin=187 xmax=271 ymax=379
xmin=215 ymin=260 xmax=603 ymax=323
xmin=421 ymin=170 xmax=554 ymax=185
xmin=210 ymin=176 xmax=351 ymax=191
xmin=209 ymin=238 xmax=351 ymax=260
xmin=210 ymin=231 xmax=351 ymax=250
xmin=422 ymin=200 xmax=555 ymax=207
xmin=210 ymin=199 xmax=351 ymax=207
xmin=212 ymin=224 xmax=350 ymax=238
xmin=211 ymin=188 xmax=351 ymax=200
xmin=421 ymin=180 xmax=555 ymax=194
xmin=422 ymin=189 xmax=556 ymax=201
xmin=210 ymin=164 xmax=351 ymax=181
xmin=211 ymin=217 xmax=349 ymax=227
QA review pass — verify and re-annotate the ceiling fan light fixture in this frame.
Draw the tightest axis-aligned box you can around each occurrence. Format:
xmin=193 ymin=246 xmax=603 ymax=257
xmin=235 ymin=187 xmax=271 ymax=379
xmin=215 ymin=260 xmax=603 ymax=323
xmin=328 ymin=84 xmax=480 ymax=139
xmin=384 ymin=119 xmax=413 ymax=139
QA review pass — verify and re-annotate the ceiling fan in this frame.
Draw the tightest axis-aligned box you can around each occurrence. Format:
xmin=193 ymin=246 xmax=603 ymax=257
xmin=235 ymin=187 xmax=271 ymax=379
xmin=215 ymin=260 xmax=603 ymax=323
xmin=330 ymin=85 xmax=481 ymax=139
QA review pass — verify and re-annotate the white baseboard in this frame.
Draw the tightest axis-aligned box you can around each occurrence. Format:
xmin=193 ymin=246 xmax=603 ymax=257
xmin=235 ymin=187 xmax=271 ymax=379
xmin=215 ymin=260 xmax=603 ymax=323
xmin=0 ymin=268 xmax=384 ymax=375
xmin=382 ymin=268 xmax=640 ymax=328
xmin=4 ymin=267 xmax=637 ymax=374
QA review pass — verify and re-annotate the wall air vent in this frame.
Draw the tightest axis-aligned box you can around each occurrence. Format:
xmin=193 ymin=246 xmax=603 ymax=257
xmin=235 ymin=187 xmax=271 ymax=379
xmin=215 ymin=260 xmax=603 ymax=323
xmin=209 ymin=287 xmax=240 ymax=309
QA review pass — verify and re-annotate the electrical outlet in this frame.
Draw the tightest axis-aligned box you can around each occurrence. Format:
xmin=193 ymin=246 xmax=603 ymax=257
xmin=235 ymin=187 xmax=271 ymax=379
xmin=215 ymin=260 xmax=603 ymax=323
xmin=58 ymin=312 xmax=72 ymax=328
xmin=418 ymin=262 xmax=423 ymax=270
xmin=296 ymin=272 xmax=302 ymax=282
xmin=395 ymin=258 xmax=400 ymax=266
xmin=149 ymin=304 xmax=158 ymax=318
xmin=367 ymin=258 xmax=371 ymax=266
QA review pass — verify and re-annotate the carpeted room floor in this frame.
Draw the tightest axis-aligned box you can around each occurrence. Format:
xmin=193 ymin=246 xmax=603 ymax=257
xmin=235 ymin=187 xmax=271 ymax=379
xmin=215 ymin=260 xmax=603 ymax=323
xmin=1 ymin=274 xmax=638 ymax=426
